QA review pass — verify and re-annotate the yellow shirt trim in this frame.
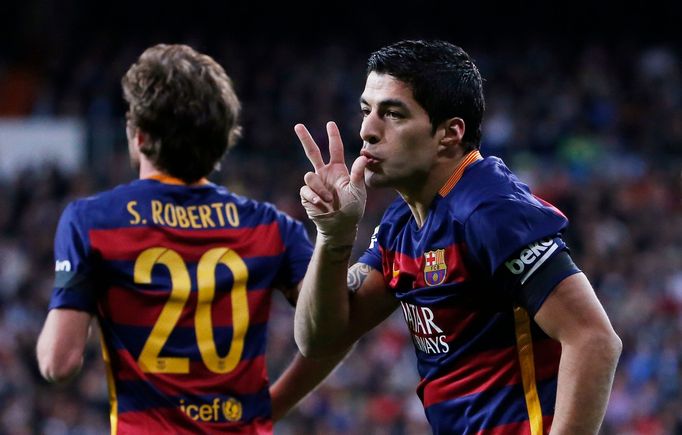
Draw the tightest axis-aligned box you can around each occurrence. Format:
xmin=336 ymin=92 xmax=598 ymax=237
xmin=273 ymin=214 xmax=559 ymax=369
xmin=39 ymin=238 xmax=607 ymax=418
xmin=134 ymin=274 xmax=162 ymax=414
xmin=513 ymin=306 xmax=544 ymax=435
xmin=100 ymin=331 xmax=118 ymax=435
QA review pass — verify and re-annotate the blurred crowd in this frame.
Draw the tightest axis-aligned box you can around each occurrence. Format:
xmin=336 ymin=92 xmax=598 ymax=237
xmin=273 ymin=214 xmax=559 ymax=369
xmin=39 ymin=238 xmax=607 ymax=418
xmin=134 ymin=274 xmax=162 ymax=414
xmin=0 ymin=35 xmax=680 ymax=434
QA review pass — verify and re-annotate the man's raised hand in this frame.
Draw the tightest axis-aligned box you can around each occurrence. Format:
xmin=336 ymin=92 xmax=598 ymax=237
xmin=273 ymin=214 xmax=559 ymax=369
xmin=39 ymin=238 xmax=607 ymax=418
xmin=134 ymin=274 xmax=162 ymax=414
xmin=295 ymin=121 xmax=367 ymax=247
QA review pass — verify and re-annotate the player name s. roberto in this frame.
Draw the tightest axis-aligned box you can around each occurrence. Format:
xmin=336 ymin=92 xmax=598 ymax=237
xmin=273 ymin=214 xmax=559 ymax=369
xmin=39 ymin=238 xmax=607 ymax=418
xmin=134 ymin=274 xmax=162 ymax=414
xmin=126 ymin=200 xmax=240 ymax=229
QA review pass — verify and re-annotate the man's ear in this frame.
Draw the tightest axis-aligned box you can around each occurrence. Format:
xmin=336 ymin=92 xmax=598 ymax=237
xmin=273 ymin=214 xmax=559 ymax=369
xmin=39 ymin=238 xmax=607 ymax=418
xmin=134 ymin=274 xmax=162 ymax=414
xmin=135 ymin=129 xmax=154 ymax=153
xmin=437 ymin=117 xmax=465 ymax=158
xmin=439 ymin=117 xmax=465 ymax=147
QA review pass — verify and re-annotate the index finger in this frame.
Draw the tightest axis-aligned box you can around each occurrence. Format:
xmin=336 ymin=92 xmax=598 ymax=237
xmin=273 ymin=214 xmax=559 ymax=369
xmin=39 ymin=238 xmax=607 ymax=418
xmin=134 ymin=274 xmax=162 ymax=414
xmin=295 ymin=124 xmax=325 ymax=171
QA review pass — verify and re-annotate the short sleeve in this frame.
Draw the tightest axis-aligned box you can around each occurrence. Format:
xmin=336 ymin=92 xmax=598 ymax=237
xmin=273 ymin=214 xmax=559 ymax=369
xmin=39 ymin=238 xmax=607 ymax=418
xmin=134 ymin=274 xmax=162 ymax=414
xmin=493 ymin=237 xmax=581 ymax=315
xmin=464 ymin=197 xmax=568 ymax=277
xmin=358 ymin=225 xmax=382 ymax=271
xmin=49 ymin=202 xmax=97 ymax=313
xmin=275 ymin=213 xmax=314 ymax=287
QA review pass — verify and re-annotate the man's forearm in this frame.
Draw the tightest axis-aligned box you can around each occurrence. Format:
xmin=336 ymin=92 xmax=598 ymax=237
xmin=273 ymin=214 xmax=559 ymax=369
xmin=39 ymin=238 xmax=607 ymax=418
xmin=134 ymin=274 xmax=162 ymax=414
xmin=270 ymin=349 xmax=350 ymax=421
xmin=551 ymin=333 xmax=622 ymax=434
xmin=36 ymin=309 xmax=92 ymax=383
xmin=294 ymin=237 xmax=354 ymax=357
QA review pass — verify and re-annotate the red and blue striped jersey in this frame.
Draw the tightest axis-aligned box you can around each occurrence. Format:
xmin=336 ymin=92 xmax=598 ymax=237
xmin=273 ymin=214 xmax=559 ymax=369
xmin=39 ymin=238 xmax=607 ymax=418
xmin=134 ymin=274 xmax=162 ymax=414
xmin=359 ymin=152 xmax=578 ymax=434
xmin=49 ymin=177 xmax=313 ymax=434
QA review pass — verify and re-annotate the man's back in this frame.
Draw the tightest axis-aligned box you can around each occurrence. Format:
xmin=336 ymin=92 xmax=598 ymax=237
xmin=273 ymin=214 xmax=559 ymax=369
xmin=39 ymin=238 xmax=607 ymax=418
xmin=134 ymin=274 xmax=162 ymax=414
xmin=50 ymin=177 xmax=312 ymax=434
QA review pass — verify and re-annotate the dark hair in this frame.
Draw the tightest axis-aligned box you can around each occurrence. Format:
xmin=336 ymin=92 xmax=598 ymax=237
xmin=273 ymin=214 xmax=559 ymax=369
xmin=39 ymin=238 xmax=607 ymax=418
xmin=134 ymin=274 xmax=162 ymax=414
xmin=122 ymin=44 xmax=241 ymax=183
xmin=367 ymin=40 xmax=485 ymax=151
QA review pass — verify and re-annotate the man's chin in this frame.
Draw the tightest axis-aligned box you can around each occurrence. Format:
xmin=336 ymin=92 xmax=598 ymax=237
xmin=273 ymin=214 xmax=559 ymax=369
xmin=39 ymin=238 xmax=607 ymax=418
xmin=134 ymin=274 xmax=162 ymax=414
xmin=364 ymin=172 xmax=390 ymax=189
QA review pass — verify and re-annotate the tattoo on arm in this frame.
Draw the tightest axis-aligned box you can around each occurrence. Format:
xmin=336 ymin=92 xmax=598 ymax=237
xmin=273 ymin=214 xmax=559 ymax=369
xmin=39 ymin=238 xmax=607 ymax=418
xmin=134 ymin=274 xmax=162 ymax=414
xmin=347 ymin=263 xmax=372 ymax=292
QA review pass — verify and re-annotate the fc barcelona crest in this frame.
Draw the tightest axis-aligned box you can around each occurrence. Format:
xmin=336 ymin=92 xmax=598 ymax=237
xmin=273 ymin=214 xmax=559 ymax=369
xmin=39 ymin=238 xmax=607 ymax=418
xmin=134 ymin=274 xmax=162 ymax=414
xmin=424 ymin=249 xmax=447 ymax=286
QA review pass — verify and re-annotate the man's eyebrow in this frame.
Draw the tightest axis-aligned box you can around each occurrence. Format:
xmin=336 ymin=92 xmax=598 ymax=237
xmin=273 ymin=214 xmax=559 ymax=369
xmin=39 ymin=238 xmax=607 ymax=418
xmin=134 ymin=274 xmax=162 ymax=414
xmin=359 ymin=98 xmax=409 ymax=110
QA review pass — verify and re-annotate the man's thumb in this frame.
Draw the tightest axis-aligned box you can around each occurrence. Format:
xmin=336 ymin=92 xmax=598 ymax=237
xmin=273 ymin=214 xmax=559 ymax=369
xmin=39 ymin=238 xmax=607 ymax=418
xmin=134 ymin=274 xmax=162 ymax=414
xmin=349 ymin=156 xmax=368 ymax=191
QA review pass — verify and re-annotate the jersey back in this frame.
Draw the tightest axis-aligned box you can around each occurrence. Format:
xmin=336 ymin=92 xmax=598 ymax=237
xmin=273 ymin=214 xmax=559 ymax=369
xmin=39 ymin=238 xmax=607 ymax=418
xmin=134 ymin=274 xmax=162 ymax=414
xmin=50 ymin=179 xmax=312 ymax=434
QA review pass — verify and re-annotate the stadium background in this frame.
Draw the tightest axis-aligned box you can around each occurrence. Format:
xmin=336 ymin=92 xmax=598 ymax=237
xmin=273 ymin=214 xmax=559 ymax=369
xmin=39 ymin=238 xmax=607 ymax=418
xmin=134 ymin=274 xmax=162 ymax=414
xmin=0 ymin=2 xmax=680 ymax=434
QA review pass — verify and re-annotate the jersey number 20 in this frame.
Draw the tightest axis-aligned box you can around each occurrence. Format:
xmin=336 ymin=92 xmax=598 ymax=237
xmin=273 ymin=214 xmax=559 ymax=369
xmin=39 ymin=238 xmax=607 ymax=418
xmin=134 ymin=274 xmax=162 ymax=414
xmin=133 ymin=247 xmax=249 ymax=374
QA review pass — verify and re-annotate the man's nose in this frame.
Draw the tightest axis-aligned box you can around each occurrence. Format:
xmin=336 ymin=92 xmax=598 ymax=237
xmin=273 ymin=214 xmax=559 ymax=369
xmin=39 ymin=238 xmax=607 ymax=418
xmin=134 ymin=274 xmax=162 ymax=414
xmin=360 ymin=113 xmax=381 ymax=145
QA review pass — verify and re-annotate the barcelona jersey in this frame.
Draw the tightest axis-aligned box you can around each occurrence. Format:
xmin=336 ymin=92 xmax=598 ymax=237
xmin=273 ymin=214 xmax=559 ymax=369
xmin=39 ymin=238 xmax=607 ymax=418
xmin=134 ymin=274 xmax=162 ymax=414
xmin=49 ymin=177 xmax=313 ymax=434
xmin=359 ymin=151 xmax=580 ymax=434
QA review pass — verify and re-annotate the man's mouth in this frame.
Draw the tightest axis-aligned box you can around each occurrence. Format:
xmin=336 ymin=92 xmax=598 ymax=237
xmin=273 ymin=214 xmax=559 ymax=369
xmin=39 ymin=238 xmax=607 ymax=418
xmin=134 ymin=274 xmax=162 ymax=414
xmin=360 ymin=150 xmax=381 ymax=165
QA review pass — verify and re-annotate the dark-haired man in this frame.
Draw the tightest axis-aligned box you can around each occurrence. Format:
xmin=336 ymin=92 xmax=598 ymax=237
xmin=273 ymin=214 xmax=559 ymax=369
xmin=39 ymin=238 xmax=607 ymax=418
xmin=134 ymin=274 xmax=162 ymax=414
xmin=37 ymin=44 xmax=341 ymax=434
xmin=294 ymin=40 xmax=622 ymax=434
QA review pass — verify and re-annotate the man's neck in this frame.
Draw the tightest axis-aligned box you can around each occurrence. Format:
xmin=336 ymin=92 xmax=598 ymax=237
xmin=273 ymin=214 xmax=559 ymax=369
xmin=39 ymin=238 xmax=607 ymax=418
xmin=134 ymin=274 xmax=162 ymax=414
xmin=138 ymin=157 xmax=161 ymax=179
xmin=137 ymin=156 xmax=209 ymax=186
xmin=399 ymin=149 xmax=471 ymax=228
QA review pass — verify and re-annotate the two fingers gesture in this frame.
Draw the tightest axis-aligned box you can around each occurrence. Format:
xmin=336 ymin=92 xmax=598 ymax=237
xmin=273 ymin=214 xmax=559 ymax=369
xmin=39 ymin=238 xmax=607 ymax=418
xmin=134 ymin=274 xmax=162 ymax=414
xmin=295 ymin=121 xmax=367 ymax=244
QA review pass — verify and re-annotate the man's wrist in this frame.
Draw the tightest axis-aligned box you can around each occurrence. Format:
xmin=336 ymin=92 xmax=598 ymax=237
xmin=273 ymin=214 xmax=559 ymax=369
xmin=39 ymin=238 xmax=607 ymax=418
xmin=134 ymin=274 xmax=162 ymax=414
xmin=316 ymin=227 xmax=358 ymax=251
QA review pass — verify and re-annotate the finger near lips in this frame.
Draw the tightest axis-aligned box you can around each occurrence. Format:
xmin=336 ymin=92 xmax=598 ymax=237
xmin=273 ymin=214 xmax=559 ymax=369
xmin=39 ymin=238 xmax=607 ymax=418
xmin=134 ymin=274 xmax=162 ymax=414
xmin=295 ymin=124 xmax=325 ymax=171
xmin=349 ymin=155 xmax=368 ymax=186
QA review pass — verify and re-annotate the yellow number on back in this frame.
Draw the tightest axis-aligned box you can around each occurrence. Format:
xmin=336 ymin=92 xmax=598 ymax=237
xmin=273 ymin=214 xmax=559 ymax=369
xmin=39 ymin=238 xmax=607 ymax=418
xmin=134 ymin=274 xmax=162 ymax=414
xmin=133 ymin=247 xmax=249 ymax=374
xmin=196 ymin=248 xmax=249 ymax=373
xmin=134 ymin=248 xmax=191 ymax=373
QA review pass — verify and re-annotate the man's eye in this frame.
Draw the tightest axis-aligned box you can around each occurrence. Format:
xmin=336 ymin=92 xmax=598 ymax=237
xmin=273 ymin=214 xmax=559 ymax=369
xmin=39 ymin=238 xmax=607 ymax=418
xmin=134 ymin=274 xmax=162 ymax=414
xmin=360 ymin=108 xmax=370 ymax=117
xmin=385 ymin=111 xmax=402 ymax=119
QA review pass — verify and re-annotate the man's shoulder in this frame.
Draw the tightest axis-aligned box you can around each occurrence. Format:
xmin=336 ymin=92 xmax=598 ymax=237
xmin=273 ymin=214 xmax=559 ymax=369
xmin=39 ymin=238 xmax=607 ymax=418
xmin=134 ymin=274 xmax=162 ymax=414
xmin=446 ymin=155 xmax=535 ymax=222
xmin=58 ymin=180 xmax=145 ymax=231
xmin=63 ymin=181 xmax=128 ymax=213
xmin=71 ymin=179 xmax=148 ymax=205
xmin=224 ymin=190 xmax=304 ymax=226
